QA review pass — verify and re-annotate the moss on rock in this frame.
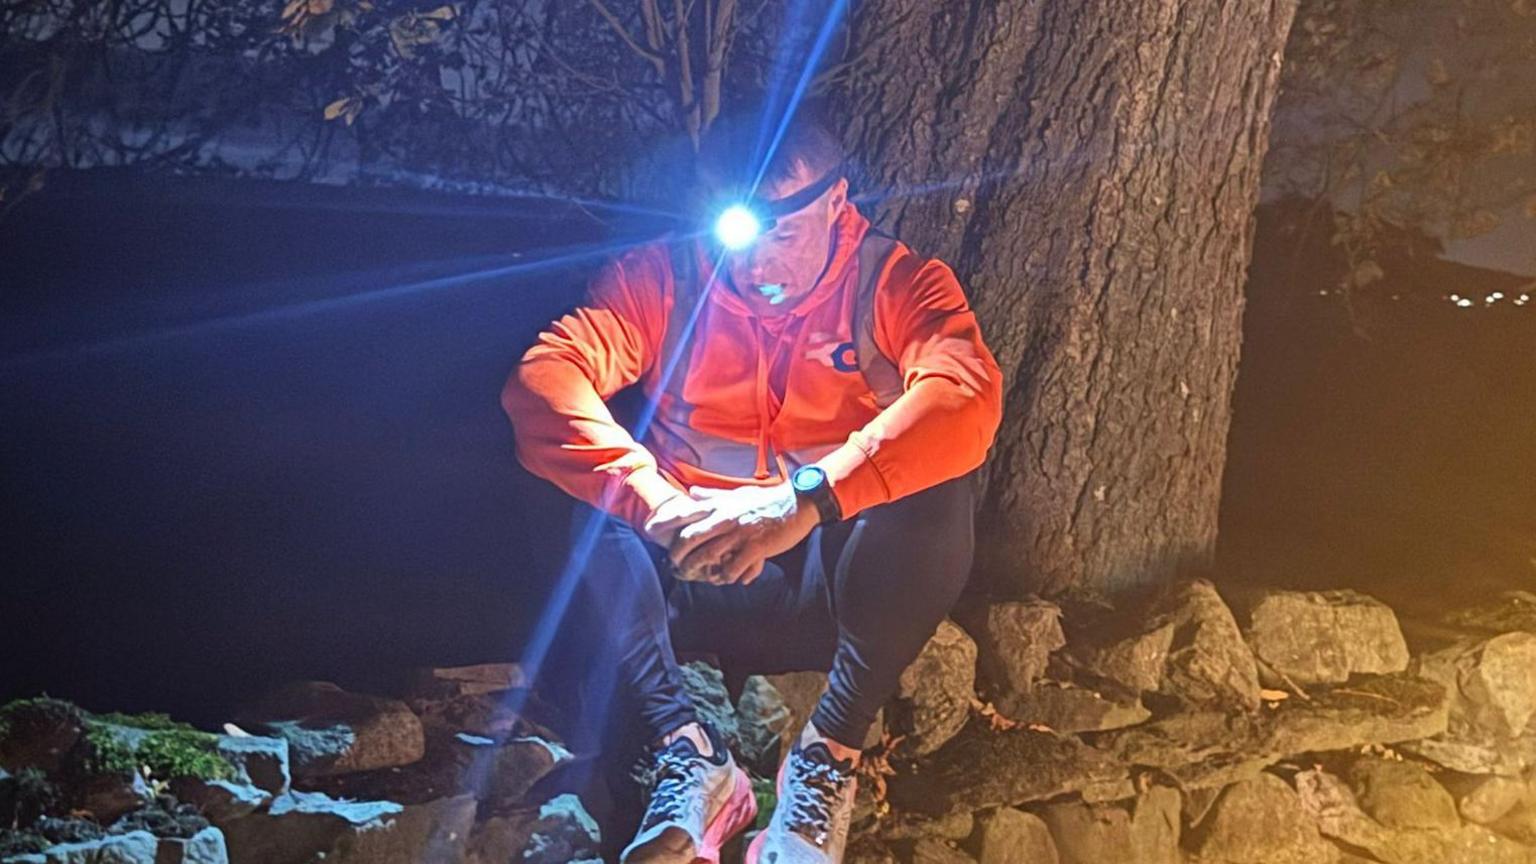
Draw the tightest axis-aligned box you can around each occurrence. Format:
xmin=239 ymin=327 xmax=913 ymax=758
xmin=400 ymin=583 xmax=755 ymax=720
xmin=136 ymin=730 xmax=233 ymax=782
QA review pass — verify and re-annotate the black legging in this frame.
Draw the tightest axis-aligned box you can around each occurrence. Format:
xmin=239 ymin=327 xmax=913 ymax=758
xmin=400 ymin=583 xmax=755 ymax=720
xmin=551 ymin=473 xmax=975 ymax=752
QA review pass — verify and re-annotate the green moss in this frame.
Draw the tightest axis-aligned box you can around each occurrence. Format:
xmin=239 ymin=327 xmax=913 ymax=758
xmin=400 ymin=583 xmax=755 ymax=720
xmin=0 ymin=696 xmax=83 ymax=745
xmin=135 ymin=730 xmax=232 ymax=782
xmin=88 ymin=712 xmax=194 ymax=732
xmin=81 ymin=725 xmax=137 ymax=777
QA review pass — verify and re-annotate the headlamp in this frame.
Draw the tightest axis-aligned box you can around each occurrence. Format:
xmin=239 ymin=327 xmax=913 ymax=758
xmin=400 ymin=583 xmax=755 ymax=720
xmin=707 ymin=167 xmax=842 ymax=252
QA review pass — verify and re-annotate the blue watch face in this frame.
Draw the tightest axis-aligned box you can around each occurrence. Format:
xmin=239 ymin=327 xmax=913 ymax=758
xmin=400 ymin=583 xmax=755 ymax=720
xmin=793 ymin=466 xmax=825 ymax=493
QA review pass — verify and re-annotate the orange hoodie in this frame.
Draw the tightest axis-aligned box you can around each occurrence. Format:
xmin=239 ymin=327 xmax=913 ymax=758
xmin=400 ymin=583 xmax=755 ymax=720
xmin=502 ymin=203 xmax=1003 ymax=532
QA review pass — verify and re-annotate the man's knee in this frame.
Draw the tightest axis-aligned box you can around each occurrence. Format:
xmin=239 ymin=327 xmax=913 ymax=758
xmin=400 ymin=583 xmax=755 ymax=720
xmin=859 ymin=473 xmax=976 ymax=571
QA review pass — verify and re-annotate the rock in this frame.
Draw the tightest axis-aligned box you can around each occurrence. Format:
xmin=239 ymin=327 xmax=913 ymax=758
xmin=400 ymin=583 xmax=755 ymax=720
xmin=1243 ymin=589 xmax=1410 ymax=685
xmin=408 ymin=689 xmax=542 ymax=741
xmin=994 ymin=681 xmax=1150 ymax=734
xmin=171 ymin=734 xmax=290 ymax=821
xmin=887 ymin=725 xmax=1131 ymax=815
xmin=1442 ymin=590 xmax=1536 ymax=636
xmin=1345 ymin=756 xmax=1459 ymax=830
xmin=1179 ymin=785 xmax=1222 ymax=829
xmin=1297 ymin=767 xmax=1531 ymax=864
xmin=464 ymin=793 xmax=601 ymax=864
xmin=1436 ymin=772 xmax=1528 ymax=824
xmin=910 ymin=838 xmax=977 ymax=864
xmin=974 ymin=601 xmax=1065 ymax=699
xmin=406 ymin=664 xmax=527 ymax=698
xmin=734 ymin=676 xmax=794 ymax=775
xmin=974 ymin=807 xmax=1058 ymax=864
xmin=1100 ymin=673 xmax=1448 ymax=789
xmin=6 ymin=830 xmax=159 ymax=864
xmin=759 ymin=671 xmax=883 ymax=754
xmin=1069 ymin=621 xmax=1175 ymax=695
xmin=304 ymin=727 xmax=568 ymax=810
xmin=877 ymin=809 xmax=974 ymax=842
xmin=893 ymin=620 xmax=978 ymax=758
xmin=1066 ymin=581 xmax=1260 ymax=711
xmin=1157 ymin=580 xmax=1261 ymax=711
xmin=1397 ymin=731 xmax=1536 ymax=775
xmin=241 ymin=682 xmax=425 ymax=779
xmin=461 ymin=734 xmax=572 ymax=807
xmin=73 ymin=771 xmax=152 ymax=825
xmin=0 ymin=699 xmax=85 ymax=775
xmin=153 ymin=826 xmax=229 ymax=864
xmin=1036 ymin=786 xmax=1180 ymax=864
xmin=1490 ymin=797 xmax=1536 ymax=844
xmin=679 ymin=662 xmax=740 ymax=751
xmin=1189 ymin=773 xmax=1340 ymax=864
xmin=845 ymin=836 xmax=900 ymax=864
xmin=217 ymin=790 xmax=475 ymax=864
xmin=1415 ymin=632 xmax=1536 ymax=739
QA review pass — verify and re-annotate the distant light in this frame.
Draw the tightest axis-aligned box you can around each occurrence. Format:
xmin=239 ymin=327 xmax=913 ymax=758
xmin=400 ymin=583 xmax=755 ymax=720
xmin=1318 ymin=289 xmax=1329 ymax=296
xmin=714 ymin=205 xmax=763 ymax=251
xmin=1456 ymin=298 xmax=1474 ymax=308
xmin=1449 ymin=294 xmax=1462 ymax=302
xmin=1492 ymin=292 xmax=1505 ymax=300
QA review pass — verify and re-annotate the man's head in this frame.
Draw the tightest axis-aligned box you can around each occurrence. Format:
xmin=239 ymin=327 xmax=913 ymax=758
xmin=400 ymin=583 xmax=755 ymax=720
xmin=695 ymin=107 xmax=849 ymax=312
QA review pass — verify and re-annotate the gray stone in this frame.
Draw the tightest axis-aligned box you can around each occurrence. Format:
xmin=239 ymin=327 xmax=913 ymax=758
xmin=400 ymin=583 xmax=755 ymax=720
xmin=760 ymin=671 xmax=883 ymax=754
xmin=1491 ymin=798 xmax=1536 ymax=845
xmin=845 ymin=838 xmax=900 ymax=864
xmin=910 ymin=838 xmax=977 ymax=864
xmin=1298 ymin=767 xmax=1531 ymax=864
xmin=1437 ymin=772 xmax=1528 ymax=824
xmin=888 ymin=726 xmax=1132 ymax=815
xmin=1443 ymin=590 xmax=1536 ymax=636
xmin=10 ymin=830 xmax=159 ymax=864
xmin=877 ymin=809 xmax=974 ymax=842
xmin=1036 ymin=786 xmax=1180 ymax=864
xmin=1345 ymin=756 xmax=1460 ymax=830
xmin=242 ymin=682 xmax=425 ymax=779
xmin=974 ymin=807 xmax=1058 ymax=864
xmin=1100 ymin=674 xmax=1449 ymax=790
xmin=154 ymin=827 xmax=229 ymax=864
xmin=407 ymin=664 xmax=527 ymax=698
xmin=893 ymin=620 xmax=978 ymax=758
xmin=1070 ymin=621 xmax=1175 ymax=695
xmin=974 ymin=601 xmax=1066 ymax=699
xmin=464 ymin=794 xmax=601 ymax=864
xmin=1397 ymin=732 xmax=1536 ymax=775
xmin=1243 ymin=589 xmax=1410 ymax=685
xmin=734 ymin=676 xmax=794 ymax=775
xmin=171 ymin=734 xmax=290 ymax=821
xmin=74 ymin=771 xmax=153 ymax=825
xmin=679 ymin=662 xmax=740 ymax=750
xmin=994 ymin=681 xmax=1150 ymax=734
xmin=1157 ymin=580 xmax=1261 ymax=711
xmin=1415 ymin=632 xmax=1536 ymax=739
xmin=216 ymin=789 xmax=475 ymax=864
xmin=1189 ymin=773 xmax=1339 ymax=864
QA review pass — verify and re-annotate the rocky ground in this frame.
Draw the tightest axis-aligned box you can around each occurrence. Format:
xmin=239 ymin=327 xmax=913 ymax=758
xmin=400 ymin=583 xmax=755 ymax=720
xmin=5 ymin=585 xmax=1536 ymax=863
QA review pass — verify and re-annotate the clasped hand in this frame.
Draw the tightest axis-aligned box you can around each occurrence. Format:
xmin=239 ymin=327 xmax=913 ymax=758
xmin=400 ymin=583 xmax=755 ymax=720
xmin=641 ymin=482 xmax=818 ymax=585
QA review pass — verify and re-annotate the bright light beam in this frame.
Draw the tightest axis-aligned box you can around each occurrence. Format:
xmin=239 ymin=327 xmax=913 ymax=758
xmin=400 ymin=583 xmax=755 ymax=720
xmin=0 ymin=238 xmax=651 ymax=372
xmin=750 ymin=0 xmax=850 ymax=199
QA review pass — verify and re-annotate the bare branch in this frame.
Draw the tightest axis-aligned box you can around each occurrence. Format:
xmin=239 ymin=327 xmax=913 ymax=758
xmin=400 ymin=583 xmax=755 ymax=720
xmin=584 ymin=0 xmax=666 ymax=75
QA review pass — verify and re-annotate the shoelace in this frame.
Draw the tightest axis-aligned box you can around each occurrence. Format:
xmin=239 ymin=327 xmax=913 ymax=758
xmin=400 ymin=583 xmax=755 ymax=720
xmin=639 ymin=746 xmax=704 ymax=830
xmin=783 ymin=751 xmax=851 ymax=847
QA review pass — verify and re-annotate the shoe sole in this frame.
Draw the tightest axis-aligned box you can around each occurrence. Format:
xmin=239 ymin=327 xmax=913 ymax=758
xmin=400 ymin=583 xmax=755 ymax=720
xmin=698 ymin=765 xmax=758 ymax=863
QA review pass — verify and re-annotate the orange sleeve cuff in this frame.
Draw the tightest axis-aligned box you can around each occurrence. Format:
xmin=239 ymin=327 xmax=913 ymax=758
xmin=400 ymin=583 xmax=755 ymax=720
xmin=616 ymin=465 xmax=685 ymax=529
xmin=817 ymin=437 xmax=892 ymax=520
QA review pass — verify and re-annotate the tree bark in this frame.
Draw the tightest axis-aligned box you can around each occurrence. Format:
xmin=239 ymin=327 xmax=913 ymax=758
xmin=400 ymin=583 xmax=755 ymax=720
xmin=832 ymin=0 xmax=1298 ymax=596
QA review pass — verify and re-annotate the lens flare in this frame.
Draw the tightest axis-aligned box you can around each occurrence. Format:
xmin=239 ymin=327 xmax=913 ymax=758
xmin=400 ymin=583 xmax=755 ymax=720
xmin=714 ymin=205 xmax=762 ymax=250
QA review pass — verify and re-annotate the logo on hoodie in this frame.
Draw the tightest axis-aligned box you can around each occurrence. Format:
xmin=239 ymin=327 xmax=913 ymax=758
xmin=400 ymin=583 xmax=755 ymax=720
xmin=805 ymin=331 xmax=859 ymax=373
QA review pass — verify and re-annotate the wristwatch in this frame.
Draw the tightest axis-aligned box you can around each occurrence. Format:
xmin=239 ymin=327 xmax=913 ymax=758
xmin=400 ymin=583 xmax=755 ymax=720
xmin=791 ymin=464 xmax=843 ymax=525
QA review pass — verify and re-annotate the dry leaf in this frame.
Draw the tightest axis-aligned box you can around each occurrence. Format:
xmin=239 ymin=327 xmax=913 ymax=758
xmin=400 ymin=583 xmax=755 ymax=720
xmin=1260 ymin=688 xmax=1290 ymax=701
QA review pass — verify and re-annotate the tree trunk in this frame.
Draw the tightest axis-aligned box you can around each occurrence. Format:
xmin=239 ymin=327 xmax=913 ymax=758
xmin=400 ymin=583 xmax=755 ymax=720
xmin=832 ymin=0 xmax=1298 ymax=597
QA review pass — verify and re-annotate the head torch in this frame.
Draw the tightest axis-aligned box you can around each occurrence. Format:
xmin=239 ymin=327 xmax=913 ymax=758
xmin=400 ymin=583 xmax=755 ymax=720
xmin=708 ymin=167 xmax=842 ymax=252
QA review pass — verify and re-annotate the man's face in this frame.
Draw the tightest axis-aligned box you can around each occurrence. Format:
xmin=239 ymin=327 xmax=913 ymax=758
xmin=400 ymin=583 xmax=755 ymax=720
xmin=714 ymin=163 xmax=848 ymax=313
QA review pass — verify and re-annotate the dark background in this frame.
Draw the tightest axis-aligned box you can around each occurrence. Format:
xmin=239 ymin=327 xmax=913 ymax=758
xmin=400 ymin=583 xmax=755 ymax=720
xmin=3 ymin=172 xmax=1532 ymax=726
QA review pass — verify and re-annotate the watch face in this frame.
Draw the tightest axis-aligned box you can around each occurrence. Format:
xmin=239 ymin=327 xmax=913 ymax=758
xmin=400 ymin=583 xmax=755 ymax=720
xmin=793 ymin=465 xmax=824 ymax=493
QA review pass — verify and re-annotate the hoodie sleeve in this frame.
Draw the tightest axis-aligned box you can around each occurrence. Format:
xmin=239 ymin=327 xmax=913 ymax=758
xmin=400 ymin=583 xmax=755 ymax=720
xmin=814 ymin=256 xmax=1004 ymax=518
xmin=500 ymin=248 xmax=683 ymax=530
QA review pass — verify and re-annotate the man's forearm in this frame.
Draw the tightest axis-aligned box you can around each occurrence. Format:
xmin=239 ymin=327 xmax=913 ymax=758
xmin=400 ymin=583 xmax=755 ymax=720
xmin=502 ymin=355 xmax=681 ymax=530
